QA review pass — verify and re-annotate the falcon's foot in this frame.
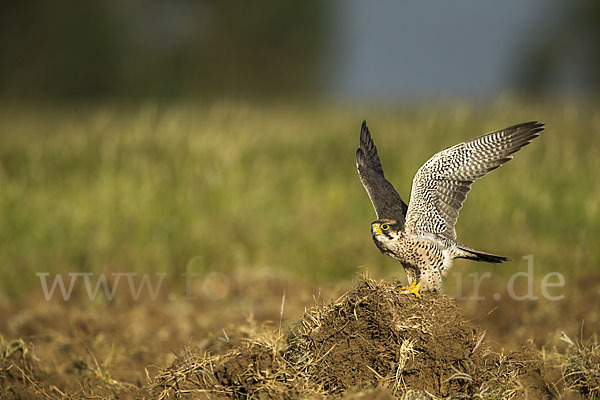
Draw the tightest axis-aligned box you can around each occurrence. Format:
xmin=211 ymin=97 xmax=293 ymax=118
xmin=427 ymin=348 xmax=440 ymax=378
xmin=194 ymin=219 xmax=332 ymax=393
xmin=400 ymin=280 xmax=422 ymax=299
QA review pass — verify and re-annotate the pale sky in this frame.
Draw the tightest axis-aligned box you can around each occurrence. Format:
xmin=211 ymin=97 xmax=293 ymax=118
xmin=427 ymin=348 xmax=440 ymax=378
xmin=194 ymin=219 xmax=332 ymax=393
xmin=326 ymin=0 xmax=558 ymax=100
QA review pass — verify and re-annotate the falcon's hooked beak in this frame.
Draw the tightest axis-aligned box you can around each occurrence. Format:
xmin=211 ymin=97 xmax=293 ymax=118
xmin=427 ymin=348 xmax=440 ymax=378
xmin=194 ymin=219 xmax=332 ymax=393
xmin=372 ymin=225 xmax=382 ymax=236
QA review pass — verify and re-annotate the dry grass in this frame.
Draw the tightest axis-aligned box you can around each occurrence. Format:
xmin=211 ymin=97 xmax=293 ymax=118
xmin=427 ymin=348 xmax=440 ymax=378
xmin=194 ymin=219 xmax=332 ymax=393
xmin=148 ymin=276 xmax=577 ymax=399
xmin=151 ymin=319 xmax=322 ymax=399
xmin=560 ymin=332 xmax=600 ymax=398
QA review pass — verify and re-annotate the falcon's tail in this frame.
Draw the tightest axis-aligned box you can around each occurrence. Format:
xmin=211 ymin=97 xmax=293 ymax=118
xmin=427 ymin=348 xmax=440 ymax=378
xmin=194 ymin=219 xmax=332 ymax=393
xmin=457 ymin=245 xmax=511 ymax=264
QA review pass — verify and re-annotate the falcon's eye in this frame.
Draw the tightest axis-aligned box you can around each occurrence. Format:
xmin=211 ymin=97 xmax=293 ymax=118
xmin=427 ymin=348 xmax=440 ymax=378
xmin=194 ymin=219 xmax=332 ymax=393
xmin=381 ymin=224 xmax=390 ymax=231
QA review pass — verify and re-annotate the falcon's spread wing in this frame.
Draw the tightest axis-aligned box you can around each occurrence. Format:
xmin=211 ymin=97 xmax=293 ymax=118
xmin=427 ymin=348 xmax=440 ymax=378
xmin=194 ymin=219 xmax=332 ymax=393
xmin=356 ymin=121 xmax=408 ymax=221
xmin=404 ymin=121 xmax=545 ymax=240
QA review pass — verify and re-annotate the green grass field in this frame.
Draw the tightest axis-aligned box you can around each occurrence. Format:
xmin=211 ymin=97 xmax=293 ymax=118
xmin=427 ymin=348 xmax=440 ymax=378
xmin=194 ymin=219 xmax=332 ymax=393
xmin=0 ymin=101 xmax=598 ymax=298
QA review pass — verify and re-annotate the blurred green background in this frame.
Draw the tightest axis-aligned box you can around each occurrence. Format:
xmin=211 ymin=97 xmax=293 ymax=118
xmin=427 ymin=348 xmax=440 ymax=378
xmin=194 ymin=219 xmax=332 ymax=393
xmin=0 ymin=1 xmax=599 ymax=298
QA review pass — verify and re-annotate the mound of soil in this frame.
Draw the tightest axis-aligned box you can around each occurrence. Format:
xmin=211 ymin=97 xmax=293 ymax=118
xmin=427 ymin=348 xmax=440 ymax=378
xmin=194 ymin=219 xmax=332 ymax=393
xmin=285 ymin=277 xmax=481 ymax=395
xmin=152 ymin=277 xmax=562 ymax=399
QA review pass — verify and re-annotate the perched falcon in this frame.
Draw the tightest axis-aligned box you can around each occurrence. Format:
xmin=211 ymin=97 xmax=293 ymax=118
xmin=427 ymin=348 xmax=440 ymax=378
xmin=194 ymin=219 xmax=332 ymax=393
xmin=356 ymin=120 xmax=544 ymax=297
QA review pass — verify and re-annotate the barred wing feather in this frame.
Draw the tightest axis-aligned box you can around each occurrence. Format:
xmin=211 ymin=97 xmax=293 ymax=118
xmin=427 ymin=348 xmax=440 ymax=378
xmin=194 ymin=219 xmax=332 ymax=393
xmin=404 ymin=122 xmax=544 ymax=239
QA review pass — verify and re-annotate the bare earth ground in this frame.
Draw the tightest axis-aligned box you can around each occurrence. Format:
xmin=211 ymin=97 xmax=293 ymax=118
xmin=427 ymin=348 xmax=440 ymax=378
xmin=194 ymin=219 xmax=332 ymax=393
xmin=1 ymin=271 xmax=599 ymax=399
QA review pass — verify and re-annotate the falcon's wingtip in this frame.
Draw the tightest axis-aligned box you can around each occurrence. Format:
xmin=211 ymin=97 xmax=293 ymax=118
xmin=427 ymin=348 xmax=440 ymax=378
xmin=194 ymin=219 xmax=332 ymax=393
xmin=513 ymin=121 xmax=545 ymax=134
xmin=360 ymin=120 xmax=370 ymax=143
xmin=356 ymin=119 xmax=385 ymax=174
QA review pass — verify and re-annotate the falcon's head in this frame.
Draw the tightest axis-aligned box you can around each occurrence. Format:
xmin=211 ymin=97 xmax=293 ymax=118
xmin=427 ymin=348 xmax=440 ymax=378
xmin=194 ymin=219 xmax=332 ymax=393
xmin=371 ymin=218 xmax=402 ymax=247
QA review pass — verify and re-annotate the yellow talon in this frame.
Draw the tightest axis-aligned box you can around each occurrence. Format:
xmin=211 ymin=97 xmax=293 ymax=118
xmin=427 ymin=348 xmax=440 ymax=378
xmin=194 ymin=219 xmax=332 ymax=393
xmin=400 ymin=280 xmax=422 ymax=299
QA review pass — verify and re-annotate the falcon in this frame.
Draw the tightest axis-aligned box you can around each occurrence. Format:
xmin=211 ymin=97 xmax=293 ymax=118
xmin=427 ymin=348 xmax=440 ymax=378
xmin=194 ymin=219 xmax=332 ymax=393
xmin=356 ymin=120 xmax=544 ymax=298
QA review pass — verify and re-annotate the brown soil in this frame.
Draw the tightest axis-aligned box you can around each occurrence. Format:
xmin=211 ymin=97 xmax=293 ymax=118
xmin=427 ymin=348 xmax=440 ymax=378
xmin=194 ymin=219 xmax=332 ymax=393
xmin=285 ymin=278 xmax=483 ymax=396
xmin=1 ymin=273 xmax=598 ymax=399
